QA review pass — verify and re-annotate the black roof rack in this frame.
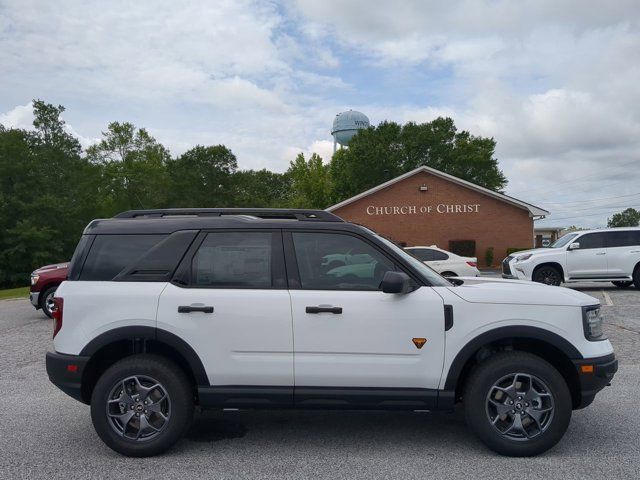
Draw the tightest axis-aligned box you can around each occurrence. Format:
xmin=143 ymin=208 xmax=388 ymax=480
xmin=113 ymin=208 xmax=344 ymax=222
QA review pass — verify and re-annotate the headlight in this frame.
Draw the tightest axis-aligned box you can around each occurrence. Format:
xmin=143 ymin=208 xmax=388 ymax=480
xmin=30 ymin=274 xmax=39 ymax=286
xmin=582 ymin=305 xmax=605 ymax=341
xmin=516 ymin=253 xmax=532 ymax=262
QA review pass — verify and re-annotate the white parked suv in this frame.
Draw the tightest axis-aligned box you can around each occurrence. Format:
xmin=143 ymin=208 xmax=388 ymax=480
xmin=46 ymin=209 xmax=617 ymax=457
xmin=405 ymin=245 xmax=480 ymax=277
xmin=503 ymin=227 xmax=640 ymax=288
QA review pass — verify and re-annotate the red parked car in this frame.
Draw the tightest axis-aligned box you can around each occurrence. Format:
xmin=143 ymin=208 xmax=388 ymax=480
xmin=29 ymin=262 xmax=69 ymax=318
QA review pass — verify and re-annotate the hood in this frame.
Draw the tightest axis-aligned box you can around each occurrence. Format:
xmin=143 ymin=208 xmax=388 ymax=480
xmin=34 ymin=262 xmax=69 ymax=273
xmin=508 ymin=248 xmax=555 ymax=258
xmin=447 ymin=276 xmax=597 ymax=307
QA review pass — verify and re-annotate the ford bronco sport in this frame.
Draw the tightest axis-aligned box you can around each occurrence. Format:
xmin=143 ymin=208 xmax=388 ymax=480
xmin=46 ymin=209 xmax=617 ymax=457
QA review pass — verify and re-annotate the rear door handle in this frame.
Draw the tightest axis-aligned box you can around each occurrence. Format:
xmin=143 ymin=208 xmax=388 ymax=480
xmin=178 ymin=305 xmax=214 ymax=313
xmin=596 ymin=252 xmax=606 ymax=255
xmin=306 ymin=306 xmax=343 ymax=314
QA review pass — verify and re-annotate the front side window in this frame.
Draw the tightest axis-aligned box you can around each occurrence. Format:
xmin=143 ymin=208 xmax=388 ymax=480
xmin=550 ymin=233 xmax=578 ymax=248
xmin=80 ymin=234 xmax=166 ymax=281
xmin=577 ymin=233 xmax=606 ymax=250
xmin=192 ymin=232 xmax=272 ymax=288
xmin=292 ymin=232 xmax=394 ymax=290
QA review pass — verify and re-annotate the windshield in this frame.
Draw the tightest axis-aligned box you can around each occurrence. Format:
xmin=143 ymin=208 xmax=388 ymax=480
xmin=550 ymin=233 xmax=579 ymax=248
xmin=373 ymin=234 xmax=451 ymax=287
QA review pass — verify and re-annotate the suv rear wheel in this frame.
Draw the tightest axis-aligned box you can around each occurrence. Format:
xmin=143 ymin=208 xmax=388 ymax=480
xmin=464 ymin=351 xmax=571 ymax=456
xmin=90 ymin=354 xmax=194 ymax=457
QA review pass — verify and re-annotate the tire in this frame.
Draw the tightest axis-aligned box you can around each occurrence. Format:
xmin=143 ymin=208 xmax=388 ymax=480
xmin=39 ymin=286 xmax=58 ymax=318
xmin=532 ymin=266 xmax=562 ymax=286
xmin=463 ymin=351 xmax=572 ymax=457
xmin=634 ymin=266 xmax=640 ymax=290
xmin=612 ymin=281 xmax=633 ymax=289
xmin=441 ymin=271 xmax=457 ymax=277
xmin=90 ymin=354 xmax=194 ymax=457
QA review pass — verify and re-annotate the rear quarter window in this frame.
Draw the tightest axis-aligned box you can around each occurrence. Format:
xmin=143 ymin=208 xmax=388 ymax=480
xmin=79 ymin=234 xmax=166 ymax=281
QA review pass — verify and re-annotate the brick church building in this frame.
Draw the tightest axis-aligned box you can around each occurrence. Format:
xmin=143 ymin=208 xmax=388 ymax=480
xmin=326 ymin=166 xmax=548 ymax=266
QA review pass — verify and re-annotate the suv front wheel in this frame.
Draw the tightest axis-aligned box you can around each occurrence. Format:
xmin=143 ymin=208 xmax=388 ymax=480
xmin=90 ymin=354 xmax=194 ymax=457
xmin=464 ymin=351 xmax=572 ymax=456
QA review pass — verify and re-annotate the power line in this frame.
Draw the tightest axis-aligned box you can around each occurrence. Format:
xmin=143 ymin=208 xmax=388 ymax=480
xmin=507 ymin=158 xmax=640 ymax=196
xmin=542 ymin=192 xmax=640 ymax=206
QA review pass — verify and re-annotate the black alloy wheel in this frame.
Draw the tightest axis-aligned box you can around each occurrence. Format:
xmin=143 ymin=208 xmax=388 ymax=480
xmin=532 ymin=266 xmax=562 ymax=286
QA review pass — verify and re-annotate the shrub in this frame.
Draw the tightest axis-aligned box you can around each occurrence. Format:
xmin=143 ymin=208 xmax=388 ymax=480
xmin=485 ymin=247 xmax=494 ymax=267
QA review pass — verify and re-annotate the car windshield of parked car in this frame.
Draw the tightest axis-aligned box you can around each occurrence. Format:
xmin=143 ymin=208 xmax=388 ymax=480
xmin=550 ymin=233 xmax=579 ymax=248
xmin=373 ymin=235 xmax=451 ymax=287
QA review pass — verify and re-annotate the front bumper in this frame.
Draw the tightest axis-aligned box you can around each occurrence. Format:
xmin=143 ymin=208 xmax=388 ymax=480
xmin=29 ymin=291 xmax=39 ymax=308
xmin=573 ymin=353 xmax=618 ymax=409
xmin=46 ymin=351 xmax=90 ymax=404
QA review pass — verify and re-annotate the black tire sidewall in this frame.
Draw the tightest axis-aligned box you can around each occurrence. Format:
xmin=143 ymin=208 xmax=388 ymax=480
xmin=533 ymin=266 xmax=562 ymax=286
xmin=90 ymin=354 xmax=194 ymax=457
xmin=633 ymin=266 xmax=640 ymax=289
xmin=464 ymin=352 xmax=572 ymax=457
xmin=40 ymin=286 xmax=57 ymax=318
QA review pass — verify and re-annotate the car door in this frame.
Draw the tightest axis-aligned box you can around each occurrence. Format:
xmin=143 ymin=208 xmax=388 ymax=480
xmin=156 ymin=230 xmax=294 ymax=406
xmin=605 ymin=230 xmax=640 ymax=276
xmin=565 ymin=232 xmax=608 ymax=279
xmin=286 ymin=231 xmax=445 ymax=408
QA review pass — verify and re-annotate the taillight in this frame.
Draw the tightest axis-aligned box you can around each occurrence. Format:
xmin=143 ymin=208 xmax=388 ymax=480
xmin=51 ymin=297 xmax=63 ymax=338
xmin=467 ymin=261 xmax=478 ymax=267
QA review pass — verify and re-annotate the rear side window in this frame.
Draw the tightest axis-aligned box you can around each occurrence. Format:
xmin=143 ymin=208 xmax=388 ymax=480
xmin=606 ymin=231 xmax=640 ymax=248
xmin=192 ymin=232 xmax=273 ymax=288
xmin=80 ymin=235 xmax=165 ymax=281
xmin=432 ymin=250 xmax=449 ymax=261
xmin=408 ymin=249 xmax=433 ymax=261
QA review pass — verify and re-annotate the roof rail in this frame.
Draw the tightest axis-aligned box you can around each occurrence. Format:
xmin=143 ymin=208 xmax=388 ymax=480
xmin=113 ymin=208 xmax=344 ymax=222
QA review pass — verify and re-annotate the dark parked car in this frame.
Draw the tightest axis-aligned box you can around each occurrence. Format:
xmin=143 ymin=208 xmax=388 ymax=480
xmin=30 ymin=262 xmax=68 ymax=318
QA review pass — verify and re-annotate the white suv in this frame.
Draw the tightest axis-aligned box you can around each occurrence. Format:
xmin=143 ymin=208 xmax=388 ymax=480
xmin=503 ymin=227 xmax=640 ymax=288
xmin=46 ymin=209 xmax=617 ymax=457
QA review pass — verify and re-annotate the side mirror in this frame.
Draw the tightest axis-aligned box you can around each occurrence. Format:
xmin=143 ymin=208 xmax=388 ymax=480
xmin=568 ymin=242 xmax=580 ymax=251
xmin=380 ymin=271 xmax=412 ymax=294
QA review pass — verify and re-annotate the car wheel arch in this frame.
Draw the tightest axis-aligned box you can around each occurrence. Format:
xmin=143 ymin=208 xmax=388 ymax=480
xmin=444 ymin=326 xmax=583 ymax=408
xmin=79 ymin=326 xmax=209 ymax=404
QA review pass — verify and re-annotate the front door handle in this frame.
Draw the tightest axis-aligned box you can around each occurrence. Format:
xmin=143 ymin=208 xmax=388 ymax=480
xmin=306 ymin=306 xmax=343 ymax=314
xmin=178 ymin=305 xmax=214 ymax=313
xmin=595 ymin=252 xmax=606 ymax=255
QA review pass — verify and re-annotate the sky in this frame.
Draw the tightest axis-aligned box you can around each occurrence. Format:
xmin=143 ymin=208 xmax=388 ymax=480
xmin=1 ymin=0 xmax=639 ymax=228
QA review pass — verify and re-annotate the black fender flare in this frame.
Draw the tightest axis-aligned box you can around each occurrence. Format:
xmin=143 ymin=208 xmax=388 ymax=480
xmin=444 ymin=325 xmax=583 ymax=390
xmin=79 ymin=326 xmax=209 ymax=386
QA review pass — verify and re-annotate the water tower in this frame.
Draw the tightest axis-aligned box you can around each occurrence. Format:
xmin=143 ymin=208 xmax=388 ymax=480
xmin=331 ymin=110 xmax=370 ymax=152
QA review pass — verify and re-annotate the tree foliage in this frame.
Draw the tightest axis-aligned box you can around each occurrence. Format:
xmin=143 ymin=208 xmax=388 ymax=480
xmin=330 ymin=118 xmax=507 ymax=201
xmin=0 ymin=102 xmax=509 ymax=287
xmin=607 ymin=208 xmax=640 ymax=228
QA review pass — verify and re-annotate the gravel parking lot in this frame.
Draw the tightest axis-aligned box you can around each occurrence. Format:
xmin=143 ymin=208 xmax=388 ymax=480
xmin=1 ymin=284 xmax=638 ymax=479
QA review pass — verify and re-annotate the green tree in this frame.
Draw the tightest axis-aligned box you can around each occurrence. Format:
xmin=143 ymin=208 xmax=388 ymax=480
xmin=330 ymin=118 xmax=507 ymax=202
xmin=286 ymin=153 xmax=333 ymax=208
xmin=167 ymin=145 xmax=237 ymax=207
xmin=607 ymin=208 xmax=640 ymax=227
xmin=231 ymin=169 xmax=291 ymax=207
xmin=86 ymin=122 xmax=171 ymax=213
xmin=0 ymin=100 xmax=99 ymax=286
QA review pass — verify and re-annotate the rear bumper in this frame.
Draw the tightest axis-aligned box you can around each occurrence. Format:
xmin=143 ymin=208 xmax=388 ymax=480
xmin=29 ymin=291 xmax=39 ymax=308
xmin=46 ymin=351 xmax=90 ymax=404
xmin=573 ymin=353 xmax=618 ymax=409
